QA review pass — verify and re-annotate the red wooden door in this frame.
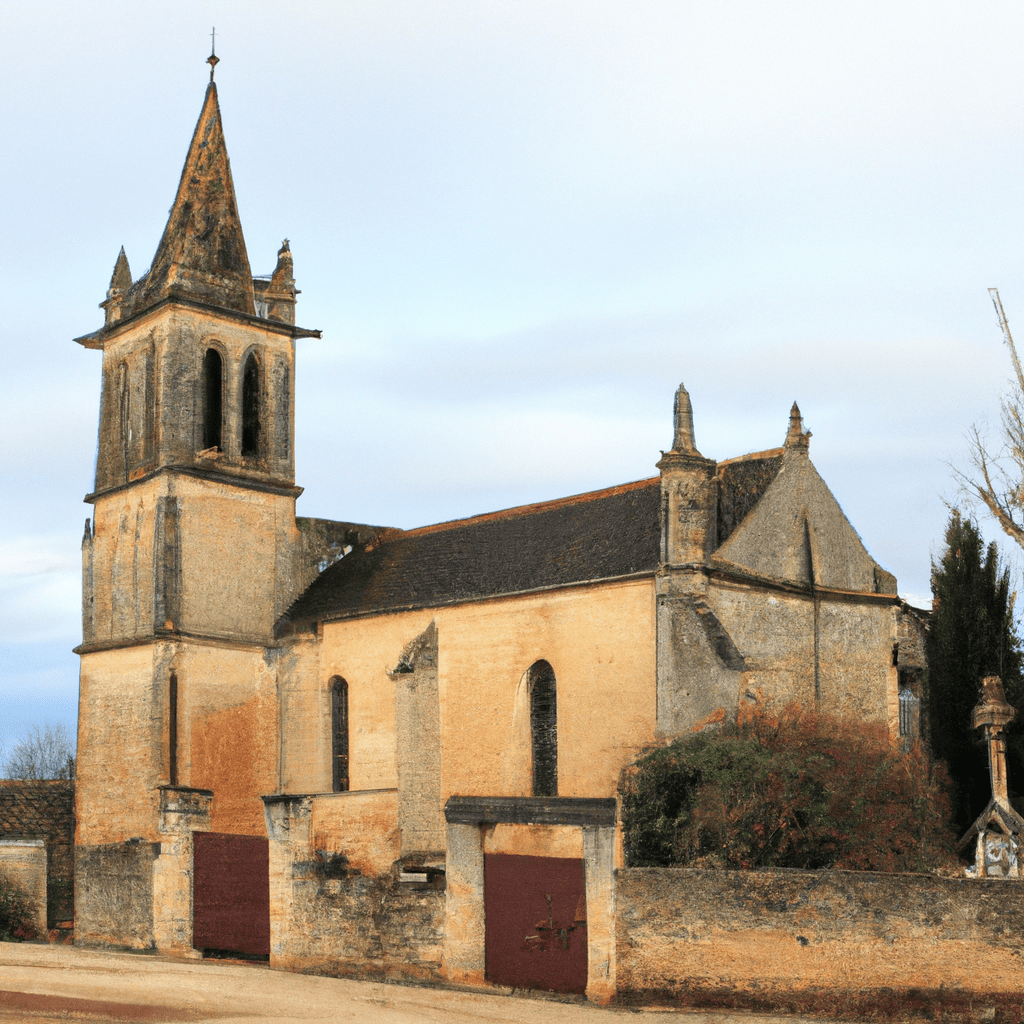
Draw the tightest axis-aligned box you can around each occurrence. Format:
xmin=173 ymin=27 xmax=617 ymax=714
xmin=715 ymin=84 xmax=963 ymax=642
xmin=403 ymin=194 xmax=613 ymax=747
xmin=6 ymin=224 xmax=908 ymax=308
xmin=484 ymin=853 xmax=587 ymax=994
xmin=192 ymin=832 xmax=270 ymax=958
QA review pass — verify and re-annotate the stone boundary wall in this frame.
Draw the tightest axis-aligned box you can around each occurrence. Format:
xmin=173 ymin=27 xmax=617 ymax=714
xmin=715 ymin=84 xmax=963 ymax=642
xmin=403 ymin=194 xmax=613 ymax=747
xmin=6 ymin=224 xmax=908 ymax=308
xmin=75 ymin=842 xmax=157 ymax=949
xmin=0 ymin=779 xmax=75 ymax=927
xmin=616 ymin=866 xmax=1024 ymax=1009
xmin=265 ymin=792 xmax=443 ymax=979
xmin=277 ymin=862 xmax=445 ymax=979
xmin=0 ymin=839 xmax=47 ymax=935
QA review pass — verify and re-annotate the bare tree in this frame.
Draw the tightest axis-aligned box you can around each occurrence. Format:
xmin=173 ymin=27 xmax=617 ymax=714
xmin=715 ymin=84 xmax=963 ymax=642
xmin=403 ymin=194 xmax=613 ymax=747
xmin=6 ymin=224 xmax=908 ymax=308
xmin=2 ymin=724 xmax=75 ymax=780
xmin=960 ymin=293 xmax=1024 ymax=552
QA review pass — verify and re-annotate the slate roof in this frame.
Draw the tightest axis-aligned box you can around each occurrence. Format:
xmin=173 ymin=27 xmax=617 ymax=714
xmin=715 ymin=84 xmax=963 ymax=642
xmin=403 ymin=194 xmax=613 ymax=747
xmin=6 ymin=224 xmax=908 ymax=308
xmin=713 ymin=446 xmax=893 ymax=593
xmin=282 ymin=426 xmax=894 ymax=631
xmin=280 ymin=478 xmax=662 ymax=631
xmin=715 ymin=449 xmax=784 ymax=546
xmin=0 ymin=780 xmax=75 ymax=843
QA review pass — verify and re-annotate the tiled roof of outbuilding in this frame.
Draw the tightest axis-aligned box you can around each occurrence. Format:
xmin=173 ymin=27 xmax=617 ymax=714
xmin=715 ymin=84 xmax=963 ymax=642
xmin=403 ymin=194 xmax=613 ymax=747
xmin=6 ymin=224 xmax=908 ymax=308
xmin=280 ymin=477 xmax=662 ymax=630
xmin=0 ymin=780 xmax=75 ymax=843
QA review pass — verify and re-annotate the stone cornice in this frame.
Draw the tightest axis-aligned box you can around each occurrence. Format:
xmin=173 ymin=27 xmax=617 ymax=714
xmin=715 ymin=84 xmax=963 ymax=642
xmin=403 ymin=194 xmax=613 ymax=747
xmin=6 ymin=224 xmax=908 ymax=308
xmin=85 ymin=463 xmax=303 ymax=504
xmin=75 ymin=293 xmax=320 ymax=349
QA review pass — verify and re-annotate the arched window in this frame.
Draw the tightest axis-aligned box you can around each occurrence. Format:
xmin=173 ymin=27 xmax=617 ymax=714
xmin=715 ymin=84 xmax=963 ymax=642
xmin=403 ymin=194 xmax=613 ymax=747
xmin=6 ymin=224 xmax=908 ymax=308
xmin=529 ymin=660 xmax=557 ymax=797
xmin=241 ymin=352 xmax=261 ymax=457
xmin=330 ymin=676 xmax=349 ymax=793
xmin=201 ymin=349 xmax=222 ymax=451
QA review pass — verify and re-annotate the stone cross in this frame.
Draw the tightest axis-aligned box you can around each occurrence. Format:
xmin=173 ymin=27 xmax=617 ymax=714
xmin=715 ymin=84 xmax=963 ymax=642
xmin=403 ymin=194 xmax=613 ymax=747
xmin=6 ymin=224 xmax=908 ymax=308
xmin=973 ymin=675 xmax=1016 ymax=806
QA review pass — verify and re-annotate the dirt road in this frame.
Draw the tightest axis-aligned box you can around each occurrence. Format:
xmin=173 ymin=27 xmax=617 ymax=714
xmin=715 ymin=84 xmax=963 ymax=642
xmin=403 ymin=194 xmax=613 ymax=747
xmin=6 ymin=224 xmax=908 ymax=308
xmin=0 ymin=943 xmax=823 ymax=1024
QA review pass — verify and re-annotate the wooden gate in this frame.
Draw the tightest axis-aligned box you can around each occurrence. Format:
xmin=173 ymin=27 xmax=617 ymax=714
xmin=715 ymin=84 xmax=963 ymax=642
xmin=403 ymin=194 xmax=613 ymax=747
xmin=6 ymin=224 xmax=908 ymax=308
xmin=192 ymin=832 xmax=270 ymax=958
xmin=484 ymin=853 xmax=587 ymax=994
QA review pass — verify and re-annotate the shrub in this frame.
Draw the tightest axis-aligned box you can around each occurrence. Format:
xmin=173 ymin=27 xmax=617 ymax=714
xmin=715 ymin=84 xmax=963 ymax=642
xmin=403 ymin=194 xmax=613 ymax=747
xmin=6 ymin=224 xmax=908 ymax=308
xmin=620 ymin=703 xmax=958 ymax=873
xmin=0 ymin=871 xmax=38 ymax=941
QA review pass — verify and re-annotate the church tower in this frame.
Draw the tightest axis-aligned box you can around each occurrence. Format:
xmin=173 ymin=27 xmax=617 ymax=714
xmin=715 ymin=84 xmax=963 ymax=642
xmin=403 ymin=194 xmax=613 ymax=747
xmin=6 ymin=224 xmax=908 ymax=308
xmin=74 ymin=62 xmax=319 ymax=950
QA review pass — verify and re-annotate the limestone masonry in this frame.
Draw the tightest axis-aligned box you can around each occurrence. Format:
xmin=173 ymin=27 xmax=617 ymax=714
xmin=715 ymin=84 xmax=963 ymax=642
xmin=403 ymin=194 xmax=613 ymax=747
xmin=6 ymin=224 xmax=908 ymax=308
xmin=73 ymin=70 xmax=932 ymax=1005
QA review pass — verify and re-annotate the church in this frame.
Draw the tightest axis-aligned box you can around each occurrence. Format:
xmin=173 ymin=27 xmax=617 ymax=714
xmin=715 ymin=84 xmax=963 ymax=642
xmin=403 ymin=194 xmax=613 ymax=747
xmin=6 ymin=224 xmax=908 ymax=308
xmin=72 ymin=65 xmax=923 ymax=1001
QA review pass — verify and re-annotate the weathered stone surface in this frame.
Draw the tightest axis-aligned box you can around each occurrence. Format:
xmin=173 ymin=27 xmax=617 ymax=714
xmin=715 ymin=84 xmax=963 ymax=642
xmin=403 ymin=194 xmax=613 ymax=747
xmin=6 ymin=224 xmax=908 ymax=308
xmin=616 ymin=866 xmax=1024 ymax=1001
xmin=582 ymin=826 xmax=616 ymax=1005
xmin=0 ymin=780 xmax=74 ymax=928
xmin=445 ymin=796 xmax=616 ymax=827
xmin=441 ymin=823 xmax=485 ymax=986
xmin=117 ymin=83 xmax=256 ymax=319
xmin=392 ymin=622 xmax=443 ymax=857
xmin=310 ymin=790 xmax=399 ymax=876
xmin=265 ymin=792 xmax=440 ymax=978
xmin=75 ymin=841 xmax=156 ymax=949
xmin=0 ymin=840 xmax=47 ymax=935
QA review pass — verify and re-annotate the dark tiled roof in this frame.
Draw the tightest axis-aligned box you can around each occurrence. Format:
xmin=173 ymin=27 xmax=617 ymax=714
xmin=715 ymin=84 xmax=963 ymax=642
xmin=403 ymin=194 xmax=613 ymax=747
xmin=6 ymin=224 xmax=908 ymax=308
xmin=715 ymin=449 xmax=783 ymax=548
xmin=0 ymin=780 xmax=75 ymax=843
xmin=281 ymin=478 xmax=661 ymax=630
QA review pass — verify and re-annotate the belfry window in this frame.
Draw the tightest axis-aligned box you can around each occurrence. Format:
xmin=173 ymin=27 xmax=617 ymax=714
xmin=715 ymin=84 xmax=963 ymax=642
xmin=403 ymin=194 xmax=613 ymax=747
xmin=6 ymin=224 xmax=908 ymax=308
xmin=241 ymin=352 xmax=261 ymax=457
xmin=529 ymin=660 xmax=557 ymax=797
xmin=201 ymin=349 xmax=222 ymax=451
xmin=331 ymin=676 xmax=349 ymax=793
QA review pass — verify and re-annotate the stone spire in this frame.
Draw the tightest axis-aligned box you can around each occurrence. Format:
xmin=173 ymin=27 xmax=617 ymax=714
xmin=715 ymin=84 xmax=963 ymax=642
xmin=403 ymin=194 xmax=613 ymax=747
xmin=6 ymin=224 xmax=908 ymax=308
xmin=784 ymin=401 xmax=811 ymax=452
xmin=126 ymin=81 xmax=255 ymax=317
xmin=262 ymin=239 xmax=298 ymax=325
xmin=109 ymin=247 xmax=132 ymax=293
xmin=671 ymin=383 xmax=699 ymax=455
xmin=101 ymin=247 xmax=132 ymax=325
xmin=657 ymin=383 xmax=716 ymax=565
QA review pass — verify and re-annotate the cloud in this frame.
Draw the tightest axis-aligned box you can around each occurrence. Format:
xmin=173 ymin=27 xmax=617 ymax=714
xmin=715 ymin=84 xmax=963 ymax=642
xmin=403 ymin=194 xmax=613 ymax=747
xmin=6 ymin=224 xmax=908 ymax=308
xmin=0 ymin=537 xmax=81 ymax=644
xmin=5 ymin=0 xmax=1024 ymax=727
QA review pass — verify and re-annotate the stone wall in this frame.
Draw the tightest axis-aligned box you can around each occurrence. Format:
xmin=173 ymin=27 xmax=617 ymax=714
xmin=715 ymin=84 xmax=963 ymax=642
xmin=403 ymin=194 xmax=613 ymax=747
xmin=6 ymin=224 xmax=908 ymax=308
xmin=300 ymin=579 xmax=657 ymax=809
xmin=75 ymin=841 xmax=157 ymax=948
xmin=279 ymin=864 xmax=445 ymax=979
xmin=616 ymin=866 xmax=1024 ymax=1009
xmin=0 ymin=840 xmax=47 ymax=935
xmin=0 ymin=779 xmax=75 ymax=927
xmin=264 ymin=793 xmax=443 ymax=979
xmin=309 ymin=790 xmax=400 ymax=875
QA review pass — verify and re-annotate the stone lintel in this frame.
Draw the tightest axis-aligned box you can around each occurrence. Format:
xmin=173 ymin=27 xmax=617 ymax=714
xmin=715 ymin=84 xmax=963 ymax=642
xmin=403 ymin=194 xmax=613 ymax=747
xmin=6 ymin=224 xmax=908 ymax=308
xmin=444 ymin=795 xmax=616 ymax=827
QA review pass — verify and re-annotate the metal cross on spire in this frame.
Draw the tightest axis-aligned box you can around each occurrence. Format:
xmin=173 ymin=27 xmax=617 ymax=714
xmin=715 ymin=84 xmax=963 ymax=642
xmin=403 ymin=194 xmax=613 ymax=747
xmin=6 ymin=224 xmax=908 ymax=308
xmin=207 ymin=27 xmax=220 ymax=81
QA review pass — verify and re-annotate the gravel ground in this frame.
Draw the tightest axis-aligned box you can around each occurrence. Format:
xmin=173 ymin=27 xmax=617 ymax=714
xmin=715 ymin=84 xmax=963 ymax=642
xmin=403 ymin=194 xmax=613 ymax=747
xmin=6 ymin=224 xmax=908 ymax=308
xmin=0 ymin=943 xmax=830 ymax=1024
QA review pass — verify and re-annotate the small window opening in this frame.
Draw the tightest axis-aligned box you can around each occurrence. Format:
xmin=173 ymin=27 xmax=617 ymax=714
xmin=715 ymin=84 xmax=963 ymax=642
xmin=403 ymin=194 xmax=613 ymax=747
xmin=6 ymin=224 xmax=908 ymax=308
xmin=201 ymin=349 xmax=222 ymax=451
xmin=241 ymin=353 xmax=261 ymax=457
xmin=529 ymin=660 xmax=557 ymax=797
xmin=168 ymin=671 xmax=178 ymax=786
xmin=892 ymin=644 xmax=899 ymax=668
xmin=899 ymin=686 xmax=919 ymax=739
xmin=331 ymin=676 xmax=349 ymax=793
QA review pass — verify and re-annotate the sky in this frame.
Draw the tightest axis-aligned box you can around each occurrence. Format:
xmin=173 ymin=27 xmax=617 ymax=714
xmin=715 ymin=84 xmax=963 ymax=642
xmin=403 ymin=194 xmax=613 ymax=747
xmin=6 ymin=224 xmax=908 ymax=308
xmin=2 ymin=0 xmax=1024 ymax=753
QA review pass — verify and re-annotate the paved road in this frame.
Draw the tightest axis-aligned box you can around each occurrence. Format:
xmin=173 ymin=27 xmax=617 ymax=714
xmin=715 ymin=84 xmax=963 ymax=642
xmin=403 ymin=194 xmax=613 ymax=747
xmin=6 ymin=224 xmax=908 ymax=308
xmin=0 ymin=943 xmax=826 ymax=1024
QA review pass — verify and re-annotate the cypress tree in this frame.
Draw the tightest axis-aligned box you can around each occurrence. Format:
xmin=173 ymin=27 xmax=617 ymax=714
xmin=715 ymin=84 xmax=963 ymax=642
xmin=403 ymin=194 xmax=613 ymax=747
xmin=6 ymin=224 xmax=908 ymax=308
xmin=927 ymin=510 xmax=1023 ymax=833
